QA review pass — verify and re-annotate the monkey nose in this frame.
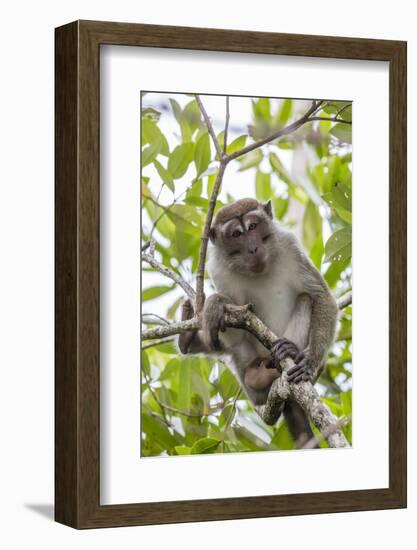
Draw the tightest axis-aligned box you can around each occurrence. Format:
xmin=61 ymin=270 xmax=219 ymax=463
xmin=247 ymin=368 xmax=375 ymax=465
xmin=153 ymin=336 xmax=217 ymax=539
xmin=248 ymin=247 xmax=258 ymax=255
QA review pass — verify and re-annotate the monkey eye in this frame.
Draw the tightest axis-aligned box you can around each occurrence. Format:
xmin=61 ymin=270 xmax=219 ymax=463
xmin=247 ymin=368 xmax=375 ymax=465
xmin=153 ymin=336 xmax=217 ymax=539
xmin=248 ymin=222 xmax=257 ymax=231
xmin=232 ymin=230 xmax=242 ymax=238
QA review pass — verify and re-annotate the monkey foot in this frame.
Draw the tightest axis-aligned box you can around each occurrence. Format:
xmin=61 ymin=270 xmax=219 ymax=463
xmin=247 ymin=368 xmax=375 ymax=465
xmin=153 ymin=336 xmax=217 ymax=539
xmin=287 ymin=352 xmax=314 ymax=383
xmin=181 ymin=298 xmax=195 ymax=320
xmin=270 ymin=337 xmax=300 ymax=368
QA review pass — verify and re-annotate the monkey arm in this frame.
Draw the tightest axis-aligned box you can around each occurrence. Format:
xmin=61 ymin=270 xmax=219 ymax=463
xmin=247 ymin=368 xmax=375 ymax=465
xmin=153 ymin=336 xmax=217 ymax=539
xmin=307 ymin=289 xmax=338 ymax=380
xmin=292 ymin=255 xmax=338 ymax=382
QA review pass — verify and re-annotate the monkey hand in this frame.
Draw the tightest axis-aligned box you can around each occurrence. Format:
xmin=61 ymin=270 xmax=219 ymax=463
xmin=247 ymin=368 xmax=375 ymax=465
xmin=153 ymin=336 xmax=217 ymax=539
xmin=286 ymin=349 xmax=314 ymax=383
xmin=202 ymin=294 xmax=228 ymax=351
xmin=269 ymin=337 xmax=301 ymax=371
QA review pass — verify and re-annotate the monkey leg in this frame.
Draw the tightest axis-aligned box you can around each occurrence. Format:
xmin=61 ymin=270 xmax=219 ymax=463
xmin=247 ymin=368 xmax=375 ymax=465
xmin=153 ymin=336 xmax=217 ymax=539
xmin=284 ymin=400 xmax=318 ymax=449
xmin=244 ymin=356 xmax=278 ymax=391
xmin=178 ymin=299 xmax=207 ymax=354
xmin=202 ymin=293 xmax=230 ymax=351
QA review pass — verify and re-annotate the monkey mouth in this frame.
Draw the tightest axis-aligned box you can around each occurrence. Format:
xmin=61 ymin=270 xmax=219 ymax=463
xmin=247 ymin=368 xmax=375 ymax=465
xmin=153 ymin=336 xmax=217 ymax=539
xmin=249 ymin=262 xmax=266 ymax=274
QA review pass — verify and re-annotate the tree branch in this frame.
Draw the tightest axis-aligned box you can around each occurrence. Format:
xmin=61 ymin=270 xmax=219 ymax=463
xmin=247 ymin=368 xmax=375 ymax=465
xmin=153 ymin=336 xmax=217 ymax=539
xmin=141 ymin=296 xmax=351 ymax=448
xmin=144 ymin=97 xmax=351 ymax=448
xmin=142 ymin=252 xmax=196 ymax=300
xmin=227 ymin=100 xmax=323 ymax=162
xmin=194 ymin=161 xmax=227 ymax=313
xmin=302 ymin=415 xmax=351 ymax=449
xmin=193 ymin=99 xmax=326 ymax=314
xmin=309 ymin=116 xmax=352 ymax=125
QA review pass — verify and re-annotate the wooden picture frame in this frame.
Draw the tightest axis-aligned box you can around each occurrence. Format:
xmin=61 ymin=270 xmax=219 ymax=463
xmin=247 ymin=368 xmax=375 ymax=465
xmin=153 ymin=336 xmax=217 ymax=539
xmin=55 ymin=20 xmax=407 ymax=529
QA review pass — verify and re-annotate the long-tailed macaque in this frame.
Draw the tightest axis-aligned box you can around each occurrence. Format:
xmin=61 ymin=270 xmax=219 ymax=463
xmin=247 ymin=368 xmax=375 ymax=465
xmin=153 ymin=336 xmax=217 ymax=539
xmin=179 ymin=198 xmax=338 ymax=447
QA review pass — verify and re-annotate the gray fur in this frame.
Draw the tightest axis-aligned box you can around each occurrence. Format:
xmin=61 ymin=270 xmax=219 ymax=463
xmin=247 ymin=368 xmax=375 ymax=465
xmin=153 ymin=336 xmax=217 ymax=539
xmin=179 ymin=198 xmax=338 ymax=425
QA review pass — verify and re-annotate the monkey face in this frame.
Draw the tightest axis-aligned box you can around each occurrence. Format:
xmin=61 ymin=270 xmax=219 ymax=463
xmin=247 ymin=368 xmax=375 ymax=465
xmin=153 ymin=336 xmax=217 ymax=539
xmin=216 ymin=209 xmax=276 ymax=276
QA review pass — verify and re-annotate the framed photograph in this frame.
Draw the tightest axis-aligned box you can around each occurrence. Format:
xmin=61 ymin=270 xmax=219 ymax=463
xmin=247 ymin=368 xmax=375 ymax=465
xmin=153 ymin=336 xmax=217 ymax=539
xmin=55 ymin=20 xmax=406 ymax=528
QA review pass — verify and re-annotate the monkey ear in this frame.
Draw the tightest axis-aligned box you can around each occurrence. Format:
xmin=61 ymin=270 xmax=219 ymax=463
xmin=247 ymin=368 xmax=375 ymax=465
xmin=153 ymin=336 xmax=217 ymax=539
xmin=209 ymin=227 xmax=216 ymax=243
xmin=263 ymin=200 xmax=273 ymax=219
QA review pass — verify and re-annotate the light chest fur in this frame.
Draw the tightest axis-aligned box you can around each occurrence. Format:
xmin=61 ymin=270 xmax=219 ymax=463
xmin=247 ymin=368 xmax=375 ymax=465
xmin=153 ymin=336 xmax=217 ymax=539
xmin=207 ymin=246 xmax=301 ymax=361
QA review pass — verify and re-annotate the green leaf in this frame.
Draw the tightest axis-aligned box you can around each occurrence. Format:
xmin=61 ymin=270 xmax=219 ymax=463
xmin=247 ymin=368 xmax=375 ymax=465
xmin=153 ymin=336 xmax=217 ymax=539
xmin=186 ymin=178 xmax=203 ymax=199
xmin=310 ymin=232 xmax=324 ymax=269
xmin=142 ymin=107 xmax=161 ymax=122
xmin=303 ymin=200 xmax=322 ymax=251
xmin=142 ymin=410 xmax=179 ymax=450
xmin=141 ymin=141 xmax=161 ymax=167
xmin=324 ymin=257 xmax=350 ymax=287
xmin=174 ymin=445 xmax=192 ymax=455
xmin=169 ymin=98 xmax=182 ymax=122
xmin=271 ymin=420 xmax=295 ymax=450
xmin=182 ymin=100 xmax=201 ymax=132
xmin=155 ymin=340 xmax=177 ymax=355
xmin=338 ymin=104 xmax=352 ymax=121
xmin=168 ymin=143 xmax=194 ymax=179
xmin=226 ymin=135 xmax=247 ymax=155
xmin=237 ymin=149 xmax=263 ymax=171
xmin=341 ymin=390 xmax=352 ymax=416
xmin=323 ymin=101 xmax=351 ymax=115
xmin=191 ymin=437 xmax=221 ymax=454
xmin=185 ymin=196 xmax=209 ymax=208
xmin=207 ymin=173 xmax=217 ymax=197
xmin=142 ymin=118 xmax=169 ymax=155
xmin=142 ymin=285 xmax=174 ymax=301
xmin=159 ymin=358 xmax=181 ymax=382
xmin=273 ymin=197 xmax=288 ymax=219
xmin=255 ymin=170 xmax=272 ymax=201
xmin=167 ymin=296 xmax=184 ymax=320
xmin=252 ymin=98 xmax=271 ymax=122
xmin=218 ymin=368 xmax=240 ymax=401
xmin=141 ymin=350 xmax=150 ymax=376
xmin=323 ymin=185 xmax=352 ymax=224
xmin=322 ymin=397 xmax=343 ymax=416
xmin=194 ymin=132 xmax=211 ymax=176
xmin=288 ymin=182 xmax=308 ymax=205
xmin=277 ymin=138 xmax=295 ymax=149
xmin=324 ymin=227 xmax=352 ymax=264
xmin=330 ymin=123 xmax=352 ymax=144
xmin=154 ymin=159 xmax=175 ymax=193
xmin=276 ymin=99 xmax=293 ymax=126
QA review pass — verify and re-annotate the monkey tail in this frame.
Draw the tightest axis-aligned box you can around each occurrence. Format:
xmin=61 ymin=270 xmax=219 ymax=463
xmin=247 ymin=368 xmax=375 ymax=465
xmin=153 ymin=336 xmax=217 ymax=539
xmin=284 ymin=400 xmax=318 ymax=449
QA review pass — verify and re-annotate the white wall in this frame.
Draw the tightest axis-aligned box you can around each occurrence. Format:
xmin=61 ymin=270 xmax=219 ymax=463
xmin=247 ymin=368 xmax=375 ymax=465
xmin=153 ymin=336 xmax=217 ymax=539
xmin=0 ymin=1 xmax=414 ymax=548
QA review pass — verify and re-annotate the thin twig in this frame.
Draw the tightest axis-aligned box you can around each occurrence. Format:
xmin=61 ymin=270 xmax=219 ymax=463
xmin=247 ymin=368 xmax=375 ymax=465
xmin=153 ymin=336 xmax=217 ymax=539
xmin=227 ymin=100 xmax=323 ymax=162
xmin=194 ymin=161 xmax=227 ymax=313
xmin=337 ymin=291 xmax=352 ymax=310
xmin=335 ymin=103 xmax=352 ymax=118
xmin=223 ymin=96 xmax=230 ymax=153
xmin=142 ymin=312 xmax=170 ymax=326
xmin=195 ymin=95 xmax=225 ymax=161
xmin=141 ymin=337 xmax=175 ymax=350
xmin=142 ymin=368 xmax=170 ymax=426
xmin=142 ymin=252 xmax=196 ymax=300
xmin=309 ymin=116 xmax=352 ymax=125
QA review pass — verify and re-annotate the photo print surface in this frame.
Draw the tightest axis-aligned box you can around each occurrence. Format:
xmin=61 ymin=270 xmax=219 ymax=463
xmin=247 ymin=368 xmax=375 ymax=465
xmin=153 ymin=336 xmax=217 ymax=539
xmin=141 ymin=92 xmax=352 ymax=457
